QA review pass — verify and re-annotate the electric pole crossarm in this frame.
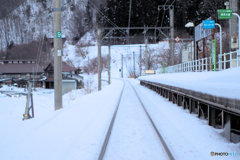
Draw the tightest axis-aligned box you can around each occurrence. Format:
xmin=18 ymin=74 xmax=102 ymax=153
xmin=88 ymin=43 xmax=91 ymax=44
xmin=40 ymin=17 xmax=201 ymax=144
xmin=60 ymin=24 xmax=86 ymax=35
xmin=102 ymin=27 xmax=170 ymax=30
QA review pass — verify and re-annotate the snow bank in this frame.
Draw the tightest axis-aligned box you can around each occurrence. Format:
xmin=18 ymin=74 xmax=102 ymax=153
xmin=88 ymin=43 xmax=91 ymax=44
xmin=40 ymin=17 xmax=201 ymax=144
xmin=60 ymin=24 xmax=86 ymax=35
xmin=0 ymin=79 xmax=124 ymax=160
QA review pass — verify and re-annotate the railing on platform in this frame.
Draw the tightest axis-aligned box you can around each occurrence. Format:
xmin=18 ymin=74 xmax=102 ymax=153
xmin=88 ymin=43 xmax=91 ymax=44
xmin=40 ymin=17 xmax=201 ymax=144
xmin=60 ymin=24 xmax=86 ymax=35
xmin=156 ymin=50 xmax=240 ymax=74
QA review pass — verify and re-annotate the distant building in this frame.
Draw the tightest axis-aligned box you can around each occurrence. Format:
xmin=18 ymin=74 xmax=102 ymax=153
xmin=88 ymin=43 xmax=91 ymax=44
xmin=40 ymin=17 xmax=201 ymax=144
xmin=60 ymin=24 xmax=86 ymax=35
xmin=44 ymin=62 xmax=84 ymax=94
xmin=44 ymin=62 xmax=76 ymax=89
xmin=0 ymin=60 xmax=44 ymax=87
xmin=0 ymin=41 xmax=83 ymax=92
xmin=0 ymin=60 xmax=83 ymax=92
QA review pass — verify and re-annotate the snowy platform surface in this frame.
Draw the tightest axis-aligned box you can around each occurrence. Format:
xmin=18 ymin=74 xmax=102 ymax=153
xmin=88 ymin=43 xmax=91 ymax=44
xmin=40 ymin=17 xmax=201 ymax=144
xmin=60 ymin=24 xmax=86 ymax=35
xmin=139 ymin=68 xmax=240 ymax=100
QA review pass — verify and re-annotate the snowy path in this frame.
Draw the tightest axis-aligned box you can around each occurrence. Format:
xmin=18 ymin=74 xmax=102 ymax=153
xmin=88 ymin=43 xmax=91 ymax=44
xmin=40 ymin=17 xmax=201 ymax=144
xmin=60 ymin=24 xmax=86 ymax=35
xmin=130 ymin=79 xmax=240 ymax=160
xmin=104 ymin=81 xmax=169 ymax=160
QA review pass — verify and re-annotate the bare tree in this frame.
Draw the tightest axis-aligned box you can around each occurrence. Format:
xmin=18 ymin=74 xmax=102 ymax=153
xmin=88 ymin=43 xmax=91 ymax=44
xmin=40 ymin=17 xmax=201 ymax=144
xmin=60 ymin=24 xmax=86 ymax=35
xmin=2 ymin=18 xmax=11 ymax=48
xmin=69 ymin=6 xmax=86 ymax=43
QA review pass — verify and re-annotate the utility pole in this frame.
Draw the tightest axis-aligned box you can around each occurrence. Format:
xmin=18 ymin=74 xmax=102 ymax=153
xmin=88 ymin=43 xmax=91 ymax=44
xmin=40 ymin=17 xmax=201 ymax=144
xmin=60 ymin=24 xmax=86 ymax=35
xmin=108 ymin=45 xmax=111 ymax=84
xmin=133 ymin=51 xmax=135 ymax=77
xmin=88 ymin=56 xmax=90 ymax=75
xmin=145 ymin=38 xmax=149 ymax=71
xmin=225 ymin=1 xmax=230 ymax=51
xmin=121 ymin=54 xmax=123 ymax=78
xmin=170 ymin=6 xmax=175 ymax=66
xmin=53 ymin=0 xmax=62 ymax=110
xmin=139 ymin=45 xmax=142 ymax=76
xmin=127 ymin=0 xmax=132 ymax=44
xmin=215 ymin=23 xmax=222 ymax=55
xmin=98 ymin=28 xmax=102 ymax=91
xmin=230 ymin=0 xmax=238 ymax=51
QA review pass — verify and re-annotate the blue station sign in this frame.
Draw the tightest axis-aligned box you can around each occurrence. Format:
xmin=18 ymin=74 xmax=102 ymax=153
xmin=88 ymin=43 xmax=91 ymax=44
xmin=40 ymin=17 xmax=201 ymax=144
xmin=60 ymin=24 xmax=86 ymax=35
xmin=203 ymin=20 xmax=215 ymax=29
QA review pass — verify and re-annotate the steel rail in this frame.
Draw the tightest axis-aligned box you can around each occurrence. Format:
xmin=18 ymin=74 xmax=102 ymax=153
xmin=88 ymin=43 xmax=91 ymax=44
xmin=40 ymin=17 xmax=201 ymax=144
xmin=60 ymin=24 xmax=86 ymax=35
xmin=129 ymin=81 xmax=175 ymax=160
xmin=98 ymin=80 xmax=175 ymax=160
xmin=98 ymin=81 xmax=125 ymax=160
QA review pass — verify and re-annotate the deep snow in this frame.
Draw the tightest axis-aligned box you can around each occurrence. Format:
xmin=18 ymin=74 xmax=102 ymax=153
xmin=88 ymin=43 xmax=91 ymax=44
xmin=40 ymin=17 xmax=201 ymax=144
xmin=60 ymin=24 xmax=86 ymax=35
xmin=0 ymin=80 xmax=124 ymax=160
xmin=139 ymin=67 xmax=240 ymax=100
xmin=0 ymin=79 xmax=239 ymax=160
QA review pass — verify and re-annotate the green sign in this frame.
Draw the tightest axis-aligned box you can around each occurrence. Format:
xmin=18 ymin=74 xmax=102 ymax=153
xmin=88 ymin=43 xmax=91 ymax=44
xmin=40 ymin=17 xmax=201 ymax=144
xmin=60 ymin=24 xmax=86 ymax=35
xmin=163 ymin=61 xmax=165 ymax=73
xmin=56 ymin=31 xmax=62 ymax=39
xmin=211 ymin=39 xmax=216 ymax=71
xmin=218 ymin=9 xmax=232 ymax=19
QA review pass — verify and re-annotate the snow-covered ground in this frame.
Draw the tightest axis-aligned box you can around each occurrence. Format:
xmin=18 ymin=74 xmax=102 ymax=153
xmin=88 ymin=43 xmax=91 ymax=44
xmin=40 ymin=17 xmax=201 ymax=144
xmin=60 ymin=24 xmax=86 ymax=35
xmin=0 ymin=79 xmax=124 ymax=160
xmin=1 ymin=79 xmax=239 ymax=160
xmin=130 ymin=79 xmax=240 ymax=160
xmin=1 ymin=38 xmax=240 ymax=159
xmin=63 ymin=42 xmax=169 ymax=78
xmin=104 ymin=81 xmax=168 ymax=160
xmin=139 ymin=67 xmax=240 ymax=100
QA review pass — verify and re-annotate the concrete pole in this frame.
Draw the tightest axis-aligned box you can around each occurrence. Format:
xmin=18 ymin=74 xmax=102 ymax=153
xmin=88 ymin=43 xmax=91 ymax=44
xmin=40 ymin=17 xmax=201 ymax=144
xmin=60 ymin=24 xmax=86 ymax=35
xmin=170 ymin=6 xmax=175 ymax=66
xmin=88 ymin=56 xmax=90 ymax=75
xmin=145 ymin=39 xmax=149 ymax=70
xmin=127 ymin=0 xmax=132 ymax=44
xmin=225 ymin=1 xmax=231 ymax=51
xmin=230 ymin=0 xmax=238 ymax=50
xmin=108 ymin=45 xmax=111 ymax=84
xmin=203 ymin=38 xmax=206 ymax=58
xmin=133 ymin=52 xmax=135 ymax=77
xmin=139 ymin=45 xmax=142 ymax=76
xmin=121 ymin=54 xmax=123 ymax=78
xmin=53 ymin=0 xmax=62 ymax=110
xmin=97 ymin=28 xmax=102 ymax=91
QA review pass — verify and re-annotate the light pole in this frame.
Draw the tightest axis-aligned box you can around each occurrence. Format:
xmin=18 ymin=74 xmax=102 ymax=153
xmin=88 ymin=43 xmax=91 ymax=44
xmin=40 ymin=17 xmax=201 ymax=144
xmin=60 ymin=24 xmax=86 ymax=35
xmin=133 ymin=51 xmax=135 ymax=77
xmin=233 ymin=13 xmax=240 ymax=52
xmin=97 ymin=28 xmax=102 ymax=91
xmin=215 ymin=23 xmax=222 ymax=55
xmin=233 ymin=13 xmax=240 ymax=67
xmin=185 ymin=22 xmax=195 ymax=61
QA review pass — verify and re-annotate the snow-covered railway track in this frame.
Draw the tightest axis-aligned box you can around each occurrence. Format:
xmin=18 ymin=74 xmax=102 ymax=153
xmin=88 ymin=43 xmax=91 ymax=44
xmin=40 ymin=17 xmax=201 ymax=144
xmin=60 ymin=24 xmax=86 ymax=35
xmin=129 ymin=81 xmax=175 ymax=160
xmin=98 ymin=80 xmax=175 ymax=160
xmin=97 ymin=81 xmax=125 ymax=160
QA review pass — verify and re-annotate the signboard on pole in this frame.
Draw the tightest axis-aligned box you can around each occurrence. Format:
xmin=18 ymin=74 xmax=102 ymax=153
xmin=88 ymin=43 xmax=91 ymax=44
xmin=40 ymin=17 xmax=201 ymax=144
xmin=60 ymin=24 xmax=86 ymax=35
xmin=203 ymin=20 xmax=215 ymax=29
xmin=218 ymin=9 xmax=232 ymax=19
xmin=195 ymin=18 xmax=212 ymax=41
xmin=145 ymin=70 xmax=155 ymax=74
xmin=56 ymin=31 xmax=62 ymax=39
xmin=163 ymin=61 xmax=165 ymax=73
xmin=211 ymin=39 xmax=217 ymax=71
xmin=175 ymin=36 xmax=180 ymax=42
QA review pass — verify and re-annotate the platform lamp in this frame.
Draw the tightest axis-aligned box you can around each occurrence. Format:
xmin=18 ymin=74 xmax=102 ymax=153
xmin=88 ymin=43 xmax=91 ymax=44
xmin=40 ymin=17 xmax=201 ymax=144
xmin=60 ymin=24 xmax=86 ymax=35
xmin=185 ymin=22 xmax=196 ymax=61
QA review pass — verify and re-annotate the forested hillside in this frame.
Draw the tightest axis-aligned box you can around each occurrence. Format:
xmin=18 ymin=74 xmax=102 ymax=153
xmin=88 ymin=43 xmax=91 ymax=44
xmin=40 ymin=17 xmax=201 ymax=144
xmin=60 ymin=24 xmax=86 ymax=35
xmin=97 ymin=0 xmax=239 ymax=41
xmin=0 ymin=0 xmax=239 ymax=50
